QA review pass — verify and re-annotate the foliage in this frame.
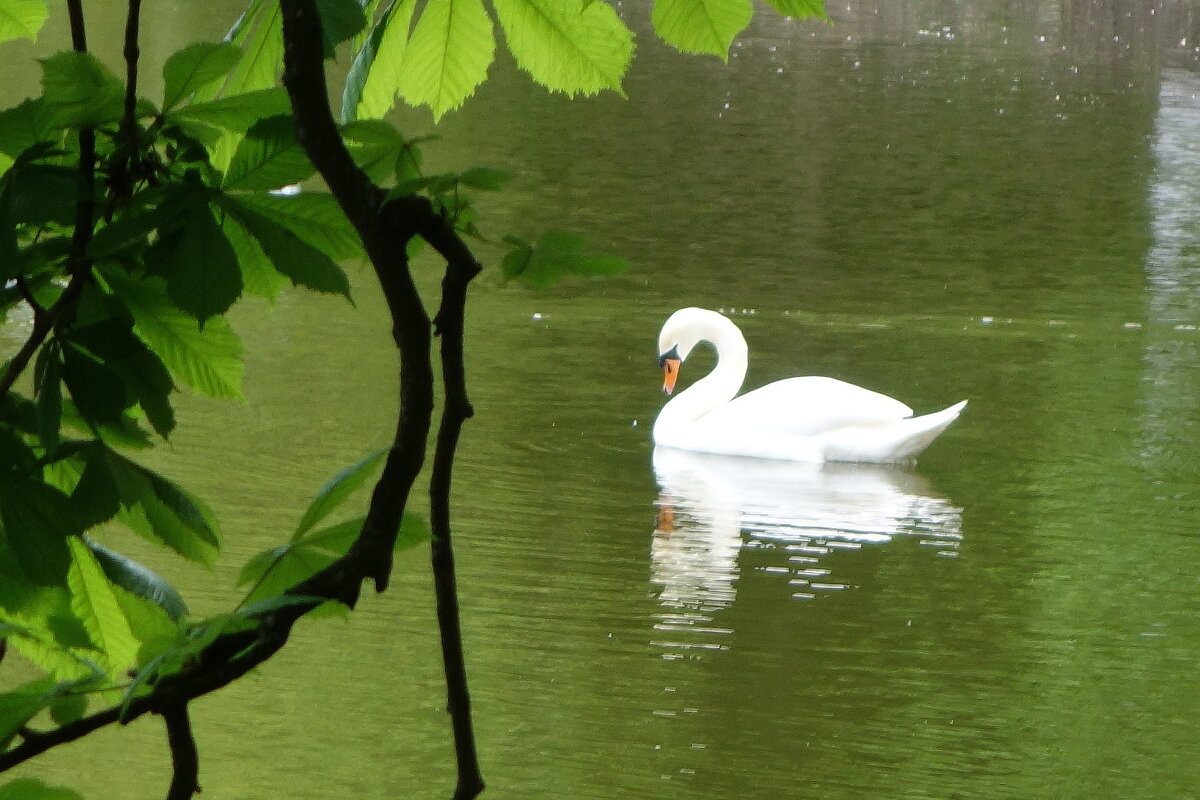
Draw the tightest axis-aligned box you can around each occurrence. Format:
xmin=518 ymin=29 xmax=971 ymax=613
xmin=0 ymin=0 xmax=825 ymax=797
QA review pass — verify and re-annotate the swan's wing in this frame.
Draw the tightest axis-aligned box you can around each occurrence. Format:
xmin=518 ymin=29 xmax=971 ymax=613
xmin=704 ymin=376 xmax=914 ymax=437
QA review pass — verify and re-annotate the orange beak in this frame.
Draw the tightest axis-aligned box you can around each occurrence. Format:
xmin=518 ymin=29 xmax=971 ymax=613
xmin=661 ymin=357 xmax=681 ymax=395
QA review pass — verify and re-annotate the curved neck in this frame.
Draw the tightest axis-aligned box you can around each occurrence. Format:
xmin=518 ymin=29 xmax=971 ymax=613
xmin=658 ymin=316 xmax=748 ymax=428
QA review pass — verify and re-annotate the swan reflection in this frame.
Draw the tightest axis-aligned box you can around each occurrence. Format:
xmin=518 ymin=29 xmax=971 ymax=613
xmin=650 ymin=446 xmax=963 ymax=649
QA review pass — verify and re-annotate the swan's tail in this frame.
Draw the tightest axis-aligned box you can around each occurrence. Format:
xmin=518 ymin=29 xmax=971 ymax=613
xmin=821 ymin=400 xmax=968 ymax=463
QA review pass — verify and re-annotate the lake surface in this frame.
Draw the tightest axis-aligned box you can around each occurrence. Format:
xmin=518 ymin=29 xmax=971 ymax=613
xmin=8 ymin=2 xmax=1200 ymax=798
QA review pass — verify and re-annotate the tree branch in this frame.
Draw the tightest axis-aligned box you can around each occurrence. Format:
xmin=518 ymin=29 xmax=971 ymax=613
xmin=426 ymin=212 xmax=484 ymax=800
xmin=163 ymin=703 xmax=200 ymax=800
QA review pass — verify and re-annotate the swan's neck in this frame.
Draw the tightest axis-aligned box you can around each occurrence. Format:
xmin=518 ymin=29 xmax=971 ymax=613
xmin=657 ymin=321 xmax=747 ymax=431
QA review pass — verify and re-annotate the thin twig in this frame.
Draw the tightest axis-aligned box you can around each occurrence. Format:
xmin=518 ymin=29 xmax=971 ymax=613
xmin=428 ymin=234 xmax=485 ymax=799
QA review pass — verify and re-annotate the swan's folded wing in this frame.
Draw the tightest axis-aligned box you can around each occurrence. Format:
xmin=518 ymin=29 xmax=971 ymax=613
xmin=707 ymin=376 xmax=914 ymax=437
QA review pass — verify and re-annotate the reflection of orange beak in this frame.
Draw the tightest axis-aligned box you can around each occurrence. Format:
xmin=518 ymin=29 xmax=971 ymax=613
xmin=662 ymin=358 xmax=681 ymax=395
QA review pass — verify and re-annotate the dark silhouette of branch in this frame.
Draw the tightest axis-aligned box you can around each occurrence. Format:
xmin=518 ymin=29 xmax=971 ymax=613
xmin=163 ymin=704 xmax=200 ymax=800
xmin=279 ymin=3 xmax=484 ymax=795
xmin=280 ymin=0 xmax=432 ymax=595
xmin=429 ymin=227 xmax=484 ymax=800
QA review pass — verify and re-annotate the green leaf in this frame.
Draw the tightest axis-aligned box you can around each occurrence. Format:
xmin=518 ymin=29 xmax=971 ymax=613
xmin=0 ymin=779 xmax=84 ymax=800
xmin=61 ymin=342 xmax=131 ymax=424
xmin=238 ymin=512 xmax=429 ymax=607
xmin=0 ymin=99 xmax=52 ymax=160
xmin=651 ymin=0 xmax=753 ymax=59
xmin=95 ymin=447 xmax=220 ymax=565
xmin=0 ymin=479 xmax=79 ymax=585
xmin=0 ymin=677 xmax=55 ymax=751
xmin=342 ymin=0 xmax=418 ymax=121
xmin=102 ymin=269 xmax=244 ymax=400
xmin=48 ymin=692 xmax=87 ymax=726
xmin=295 ymin=448 xmax=388 ymax=537
xmin=166 ymin=87 xmax=292 ymax=131
xmin=341 ymin=119 xmax=407 ymax=183
xmin=223 ymin=1 xmax=283 ymax=97
xmin=501 ymin=230 xmax=630 ymax=289
xmin=33 ymin=340 xmax=61 ymax=449
xmin=227 ymin=192 xmax=364 ymax=260
xmin=88 ymin=541 xmax=188 ymax=620
xmin=761 ymin=0 xmax=827 ymax=19
xmin=39 ymin=51 xmax=124 ymax=128
xmin=399 ymin=0 xmax=496 ymax=121
xmin=87 ymin=186 xmax=206 ymax=261
xmin=222 ymin=201 xmax=350 ymax=296
xmin=0 ymin=0 xmax=48 ymax=44
xmin=162 ymin=42 xmax=242 ymax=111
xmin=223 ymin=114 xmax=315 ymax=191
xmin=66 ymin=537 xmax=139 ymax=675
xmin=220 ymin=212 xmax=289 ymax=301
xmin=158 ymin=204 xmax=244 ymax=323
xmin=315 ymin=0 xmax=368 ymax=54
xmin=491 ymin=0 xmax=633 ymax=96
xmin=458 ymin=165 xmax=512 ymax=190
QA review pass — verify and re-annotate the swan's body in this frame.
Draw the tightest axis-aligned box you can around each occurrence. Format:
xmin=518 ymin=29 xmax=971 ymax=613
xmin=653 ymin=308 xmax=966 ymax=463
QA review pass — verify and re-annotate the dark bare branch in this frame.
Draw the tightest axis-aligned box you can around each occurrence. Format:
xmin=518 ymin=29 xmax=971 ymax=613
xmin=163 ymin=703 xmax=200 ymax=800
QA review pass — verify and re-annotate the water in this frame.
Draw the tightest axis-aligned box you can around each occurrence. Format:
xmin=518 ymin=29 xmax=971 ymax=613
xmin=7 ymin=2 xmax=1200 ymax=798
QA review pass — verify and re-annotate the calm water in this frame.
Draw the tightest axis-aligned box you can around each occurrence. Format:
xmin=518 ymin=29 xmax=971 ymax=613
xmin=8 ymin=2 xmax=1200 ymax=798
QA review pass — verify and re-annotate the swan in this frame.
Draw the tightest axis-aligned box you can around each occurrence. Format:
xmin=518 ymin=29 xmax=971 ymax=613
xmin=653 ymin=308 xmax=966 ymax=463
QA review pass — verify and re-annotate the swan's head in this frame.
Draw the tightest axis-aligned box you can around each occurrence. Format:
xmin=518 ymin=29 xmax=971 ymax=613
xmin=657 ymin=307 xmax=729 ymax=395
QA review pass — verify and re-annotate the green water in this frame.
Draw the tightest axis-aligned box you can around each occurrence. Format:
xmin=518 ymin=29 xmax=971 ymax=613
xmin=8 ymin=2 xmax=1200 ymax=798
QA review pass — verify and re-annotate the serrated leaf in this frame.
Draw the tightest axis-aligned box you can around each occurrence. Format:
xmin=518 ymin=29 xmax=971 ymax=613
xmin=220 ymin=211 xmax=289 ymax=301
xmin=652 ymin=0 xmax=753 ymax=59
xmin=223 ymin=1 xmax=283 ymax=97
xmin=222 ymin=201 xmax=350 ymax=296
xmin=341 ymin=119 xmax=407 ymax=183
xmin=223 ymin=114 xmax=315 ymax=191
xmin=61 ymin=342 xmax=130 ymax=423
xmin=94 ymin=447 xmax=219 ymax=565
xmin=0 ymin=479 xmax=77 ymax=585
xmin=0 ymin=99 xmax=52 ymax=160
xmin=101 ymin=269 xmax=244 ymax=400
xmin=399 ymin=0 xmax=496 ymax=121
xmin=48 ymin=691 xmax=87 ymax=726
xmin=491 ymin=0 xmax=632 ymax=96
xmin=162 ymin=42 xmax=242 ymax=112
xmin=315 ymin=0 xmax=368 ymax=54
xmin=87 ymin=186 xmax=204 ymax=261
xmin=762 ymin=0 xmax=827 ymax=19
xmin=0 ymin=0 xmax=48 ymax=44
xmin=225 ymin=191 xmax=363 ymax=260
xmin=238 ymin=512 xmax=428 ymax=607
xmin=39 ymin=51 xmax=124 ymax=128
xmin=166 ymin=87 xmax=292 ymax=131
xmin=502 ymin=229 xmax=630 ymax=289
xmin=342 ymin=0 xmax=418 ymax=121
xmin=0 ymin=677 xmax=55 ymax=750
xmin=295 ymin=448 xmax=388 ymax=537
xmin=458 ymin=165 xmax=511 ymax=190
xmin=160 ymin=204 xmax=243 ymax=323
xmin=66 ymin=537 xmax=139 ymax=676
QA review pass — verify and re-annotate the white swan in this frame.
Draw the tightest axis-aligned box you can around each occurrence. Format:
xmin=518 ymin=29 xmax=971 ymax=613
xmin=653 ymin=308 xmax=966 ymax=463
